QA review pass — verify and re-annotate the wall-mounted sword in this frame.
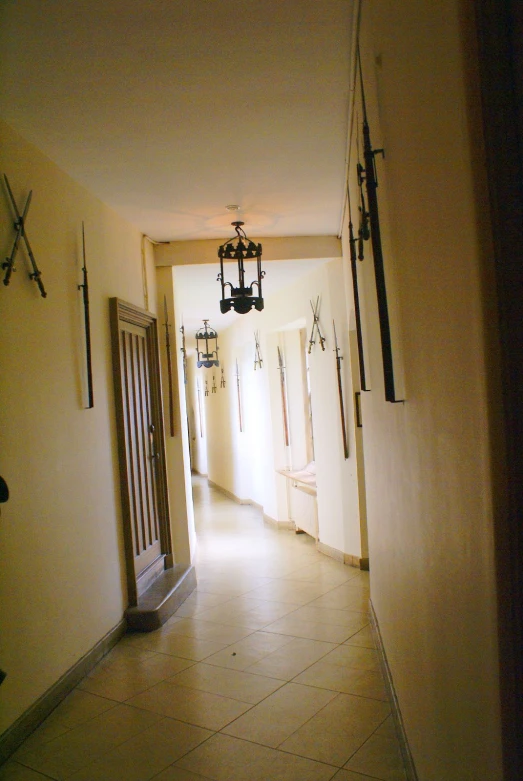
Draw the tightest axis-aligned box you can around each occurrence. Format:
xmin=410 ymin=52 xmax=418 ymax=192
xmin=277 ymin=346 xmax=290 ymax=446
xmin=333 ymin=320 xmax=349 ymax=460
xmin=163 ymin=295 xmax=175 ymax=436
xmin=78 ymin=222 xmax=94 ymax=408
xmin=3 ymin=174 xmax=47 ymax=297
xmin=235 ymin=359 xmax=243 ymax=432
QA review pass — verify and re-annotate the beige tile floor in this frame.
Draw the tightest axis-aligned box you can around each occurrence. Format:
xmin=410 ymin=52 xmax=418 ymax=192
xmin=1 ymin=477 xmax=407 ymax=781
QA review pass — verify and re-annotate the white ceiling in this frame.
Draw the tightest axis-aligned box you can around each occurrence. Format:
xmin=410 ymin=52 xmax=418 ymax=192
xmin=0 ymin=0 xmax=353 ymax=243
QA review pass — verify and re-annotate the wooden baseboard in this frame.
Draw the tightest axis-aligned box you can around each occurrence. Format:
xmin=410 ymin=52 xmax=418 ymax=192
xmin=263 ymin=513 xmax=296 ymax=531
xmin=316 ymin=540 xmax=344 ymax=562
xmin=0 ymin=618 xmax=126 ymax=764
xmin=344 ymin=553 xmax=370 ymax=571
xmin=316 ymin=540 xmax=369 ymax=570
xmin=208 ymin=480 xmax=250 ymax=505
xmin=369 ymin=601 xmax=418 ymax=781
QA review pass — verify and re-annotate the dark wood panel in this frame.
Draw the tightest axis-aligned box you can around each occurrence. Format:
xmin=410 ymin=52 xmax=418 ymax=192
xmin=110 ymin=298 xmax=173 ymax=607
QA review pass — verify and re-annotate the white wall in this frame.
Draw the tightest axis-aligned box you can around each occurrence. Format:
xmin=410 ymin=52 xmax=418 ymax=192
xmin=197 ymin=257 xmax=364 ymax=559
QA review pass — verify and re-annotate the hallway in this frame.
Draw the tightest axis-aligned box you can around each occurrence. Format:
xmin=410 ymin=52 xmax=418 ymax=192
xmin=3 ymin=478 xmax=406 ymax=781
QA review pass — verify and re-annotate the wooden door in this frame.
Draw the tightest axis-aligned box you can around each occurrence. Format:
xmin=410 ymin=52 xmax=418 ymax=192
xmin=110 ymin=298 xmax=172 ymax=606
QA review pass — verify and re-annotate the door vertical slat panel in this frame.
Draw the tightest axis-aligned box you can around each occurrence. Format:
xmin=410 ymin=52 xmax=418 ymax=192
xmin=130 ymin=332 xmax=147 ymax=554
xmin=138 ymin=333 xmax=155 ymax=548
xmin=142 ymin=333 xmax=160 ymax=543
xmin=121 ymin=331 xmax=140 ymax=557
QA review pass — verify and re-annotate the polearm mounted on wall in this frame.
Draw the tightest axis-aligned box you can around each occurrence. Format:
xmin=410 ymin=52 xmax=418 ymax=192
xmin=196 ymin=379 xmax=203 ymax=437
xmin=277 ymin=346 xmax=290 ymax=447
xmin=347 ymin=186 xmax=368 ymax=392
xmin=357 ymin=44 xmax=403 ymax=403
xmin=333 ymin=320 xmax=349 ymax=460
xmin=163 ymin=296 xmax=175 ymax=436
xmin=78 ymin=222 xmax=94 ymax=408
xmin=179 ymin=323 xmax=188 ymax=385
xmin=235 ymin=359 xmax=243 ymax=432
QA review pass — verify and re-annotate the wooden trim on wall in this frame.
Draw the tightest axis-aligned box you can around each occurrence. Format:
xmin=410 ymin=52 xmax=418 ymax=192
xmin=0 ymin=619 xmax=126 ymax=764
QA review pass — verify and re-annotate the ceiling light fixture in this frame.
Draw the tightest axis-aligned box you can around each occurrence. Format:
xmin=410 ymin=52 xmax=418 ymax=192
xmin=217 ymin=221 xmax=265 ymax=315
xmin=195 ymin=320 xmax=219 ymax=368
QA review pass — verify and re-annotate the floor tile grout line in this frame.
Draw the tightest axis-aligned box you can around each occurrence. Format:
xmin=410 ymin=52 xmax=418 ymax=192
xmin=17 ymin=479 xmax=390 ymax=781
xmin=341 ymin=711 xmax=398 ymax=772
xmin=8 ymin=759 xmax=60 ymax=780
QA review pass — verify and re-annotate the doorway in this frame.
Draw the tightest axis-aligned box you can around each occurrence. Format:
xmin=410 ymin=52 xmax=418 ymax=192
xmin=110 ymin=298 xmax=173 ymax=606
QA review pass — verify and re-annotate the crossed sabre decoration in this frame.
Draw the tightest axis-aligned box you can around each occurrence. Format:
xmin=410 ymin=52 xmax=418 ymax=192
xmin=3 ymin=175 xmax=47 ymax=297
xmin=308 ymin=297 xmax=326 ymax=354
xmin=254 ymin=331 xmax=263 ymax=370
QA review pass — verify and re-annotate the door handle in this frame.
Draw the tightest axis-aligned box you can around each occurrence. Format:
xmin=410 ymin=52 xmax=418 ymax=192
xmin=149 ymin=424 xmax=159 ymax=461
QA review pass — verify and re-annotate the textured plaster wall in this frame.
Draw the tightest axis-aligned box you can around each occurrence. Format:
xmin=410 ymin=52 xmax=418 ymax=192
xmin=351 ymin=2 xmax=503 ymax=778
xmin=0 ymin=120 xmax=156 ymax=733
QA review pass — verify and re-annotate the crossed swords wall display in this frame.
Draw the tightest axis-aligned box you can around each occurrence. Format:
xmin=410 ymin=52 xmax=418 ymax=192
xmin=3 ymin=175 xmax=47 ymax=297
xmin=308 ymin=296 xmax=325 ymax=353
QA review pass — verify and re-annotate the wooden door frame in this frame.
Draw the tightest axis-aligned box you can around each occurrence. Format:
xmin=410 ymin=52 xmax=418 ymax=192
xmin=110 ymin=298 xmax=173 ymax=606
xmin=471 ymin=0 xmax=523 ymax=775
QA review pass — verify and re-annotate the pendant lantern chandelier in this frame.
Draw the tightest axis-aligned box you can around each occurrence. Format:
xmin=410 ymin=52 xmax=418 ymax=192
xmin=217 ymin=221 xmax=265 ymax=314
xmin=195 ymin=320 xmax=219 ymax=368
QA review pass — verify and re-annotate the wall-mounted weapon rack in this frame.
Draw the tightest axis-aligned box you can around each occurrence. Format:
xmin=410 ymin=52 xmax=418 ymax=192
xmin=78 ymin=222 xmax=94 ymax=408
xmin=308 ymin=296 xmax=326 ymax=353
xmin=3 ymin=174 xmax=47 ymax=297
xmin=357 ymin=44 xmax=403 ymax=403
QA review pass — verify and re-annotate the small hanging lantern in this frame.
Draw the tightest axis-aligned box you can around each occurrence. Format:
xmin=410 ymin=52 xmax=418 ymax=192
xmin=217 ymin=221 xmax=265 ymax=314
xmin=195 ymin=320 xmax=219 ymax=368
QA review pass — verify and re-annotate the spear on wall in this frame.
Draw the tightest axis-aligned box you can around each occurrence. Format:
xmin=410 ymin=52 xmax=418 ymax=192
xmin=235 ymin=360 xmax=243 ymax=432
xmin=277 ymin=346 xmax=290 ymax=447
xmin=333 ymin=320 xmax=349 ymax=460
